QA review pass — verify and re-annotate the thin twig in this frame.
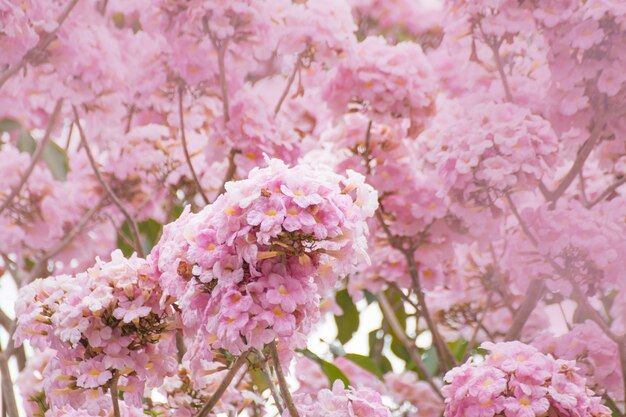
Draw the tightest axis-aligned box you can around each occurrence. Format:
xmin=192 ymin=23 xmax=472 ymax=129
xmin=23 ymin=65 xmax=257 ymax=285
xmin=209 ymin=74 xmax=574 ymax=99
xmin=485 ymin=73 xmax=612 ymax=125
xmin=504 ymin=281 xmax=545 ymax=341
xmin=545 ymin=117 xmax=606 ymax=203
xmin=72 ymin=106 xmax=145 ymax=257
xmin=587 ymin=177 xmax=626 ymax=208
xmin=0 ymin=347 xmax=19 ymax=417
xmin=196 ymin=351 xmax=250 ymax=417
xmin=0 ymin=0 xmax=81 ymax=90
xmin=464 ymin=291 xmax=494 ymax=360
xmin=378 ymin=292 xmax=443 ymax=398
xmin=0 ymin=99 xmax=63 ymax=216
xmin=256 ymin=349 xmax=285 ymax=415
xmin=178 ymin=85 xmax=209 ymax=205
xmin=216 ymin=148 xmax=239 ymax=199
xmin=268 ymin=341 xmax=300 ymax=417
xmin=402 ymin=249 xmax=457 ymax=372
xmin=489 ymin=39 xmax=514 ymax=103
xmin=274 ymin=58 xmax=301 ymax=116
xmin=110 ymin=372 xmax=121 ymax=417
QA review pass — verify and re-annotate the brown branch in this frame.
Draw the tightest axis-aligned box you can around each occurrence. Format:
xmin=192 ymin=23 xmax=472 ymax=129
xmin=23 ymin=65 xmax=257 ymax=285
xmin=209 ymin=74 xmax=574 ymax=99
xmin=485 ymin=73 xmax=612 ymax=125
xmin=110 ymin=372 xmax=121 ymax=417
xmin=545 ymin=117 xmax=606 ymax=203
xmin=274 ymin=58 xmax=301 ymax=116
xmin=587 ymin=177 xmax=626 ymax=208
xmin=256 ymin=349 xmax=285 ymax=415
xmin=196 ymin=351 xmax=250 ymax=417
xmin=0 ymin=347 xmax=19 ymax=417
xmin=216 ymin=148 xmax=239 ymax=199
xmin=489 ymin=39 xmax=514 ymax=103
xmin=268 ymin=341 xmax=300 ymax=417
xmin=0 ymin=0 xmax=81 ymax=90
xmin=178 ymin=85 xmax=209 ymax=205
xmin=72 ymin=106 xmax=145 ymax=257
xmin=402 ymin=249 xmax=457 ymax=371
xmin=0 ymin=99 xmax=63 ymax=216
xmin=504 ymin=280 xmax=545 ymax=341
xmin=378 ymin=292 xmax=443 ymax=398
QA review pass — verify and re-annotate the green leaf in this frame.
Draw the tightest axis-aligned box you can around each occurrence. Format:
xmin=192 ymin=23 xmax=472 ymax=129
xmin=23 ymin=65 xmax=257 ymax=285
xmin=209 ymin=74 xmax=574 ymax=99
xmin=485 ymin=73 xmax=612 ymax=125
xmin=363 ymin=290 xmax=377 ymax=305
xmin=17 ymin=131 xmax=36 ymax=154
xmin=117 ymin=219 xmax=163 ymax=256
xmin=138 ymin=218 xmax=162 ymax=253
xmin=0 ymin=118 xmax=20 ymax=132
xmin=344 ymin=353 xmax=384 ymax=379
xmin=298 ymin=349 xmax=350 ymax=387
xmin=16 ymin=132 xmax=69 ymax=181
xmin=334 ymin=289 xmax=359 ymax=345
xmin=449 ymin=338 xmax=469 ymax=362
xmin=423 ymin=346 xmax=439 ymax=376
xmin=42 ymin=140 xmax=69 ymax=181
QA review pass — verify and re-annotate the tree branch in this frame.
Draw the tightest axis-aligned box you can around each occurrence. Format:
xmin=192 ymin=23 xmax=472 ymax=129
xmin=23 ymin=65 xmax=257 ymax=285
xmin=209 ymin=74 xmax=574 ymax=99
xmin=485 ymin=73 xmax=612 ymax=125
xmin=256 ymin=349 xmax=285 ymax=415
xmin=178 ymin=85 xmax=209 ymax=205
xmin=378 ymin=292 xmax=443 ymax=398
xmin=274 ymin=58 xmax=301 ymax=116
xmin=196 ymin=351 xmax=250 ymax=417
xmin=504 ymin=280 xmax=545 ymax=341
xmin=72 ymin=106 xmax=145 ymax=257
xmin=0 ymin=99 xmax=63 ymax=216
xmin=110 ymin=372 xmax=121 ymax=417
xmin=268 ymin=341 xmax=300 ymax=417
xmin=0 ymin=348 xmax=19 ymax=417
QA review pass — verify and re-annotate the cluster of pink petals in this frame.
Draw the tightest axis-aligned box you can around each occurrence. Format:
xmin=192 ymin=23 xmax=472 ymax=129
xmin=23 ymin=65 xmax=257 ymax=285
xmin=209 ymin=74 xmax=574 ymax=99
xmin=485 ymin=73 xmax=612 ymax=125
xmin=442 ymin=341 xmax=611 ymax=417
xmin=288 ymin=380 xmax=391 ymax=417
xmin=534 ymin=321 xmax=623 ymax=401
xmin=150 ymin=158 xmax=377 ymax=363
xmin=507 ymin=201 xmax=626 ymax=295
xmin=385 ymin=372 xmax=444 ymax=417
xmin=323 ymin=36 xmax=437 ymax=135
xmin=421 ymin=101 xmax=559 ymax=203
xmin=15 ymin=250 xmax=176 ymax=413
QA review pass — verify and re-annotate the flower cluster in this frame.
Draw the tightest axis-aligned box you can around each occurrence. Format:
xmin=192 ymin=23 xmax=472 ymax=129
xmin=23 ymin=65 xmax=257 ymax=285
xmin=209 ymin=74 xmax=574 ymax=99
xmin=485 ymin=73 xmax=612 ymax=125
xmin=534 ymin=321 xmax=623 ymax=401
xmin=324 ymin=36 xmax=437 ymax=135
xmin=506 ymin=201 xmax=626 ymax=295
xmin=15 ymin=250 xmax=176 ymax=412
xmin=442 ymin=341 xmax=611 ymax=417
xmin=288 ymin=380 xmax=391 ymax=417
xmin=421 ymin=101 xmax=559 ymax=205
xmin=151 ymin=158 xmax=377 ymax=363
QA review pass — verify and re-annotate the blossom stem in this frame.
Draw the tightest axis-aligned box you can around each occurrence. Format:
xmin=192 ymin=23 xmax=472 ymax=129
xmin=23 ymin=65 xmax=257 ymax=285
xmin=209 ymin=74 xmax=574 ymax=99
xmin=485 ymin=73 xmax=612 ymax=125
xmin=544 ymin=116 xmax=606 ymax=204
xmin=196 ymin=351 xmax=250 ymax=417
xmin=504 ymin=280 xmax=545 ymax=341
xmin=378 ymin=292 xmax=443 ymax=398
xmin=0 ymin=349 xmax=19 ymax=417
xmin=256 ymin=349 xmax=285 ymax=414
xmin=268 ymin=341 xmax=300 ymax=417
xmin=402 ymin=249 xmax=457 ymax=372
xmin=178 ymin=85 xmax=210 ymax=205
xmin=72 ymin=106 xmax=145 ymax=257
xmin=110 ymin=372 xmax=121 ymax=417
xmin=489 ymin=39 xmax=514 ymax=103
xmin=274 ymin=58 xmax=301 ymax=116
xmin=216 ymin=148 xmax=240 ymax=198
xmin=586 ymin=177 xmax=626 ymax=208
xmin=0 ymin=99 xmax=63 ymax=217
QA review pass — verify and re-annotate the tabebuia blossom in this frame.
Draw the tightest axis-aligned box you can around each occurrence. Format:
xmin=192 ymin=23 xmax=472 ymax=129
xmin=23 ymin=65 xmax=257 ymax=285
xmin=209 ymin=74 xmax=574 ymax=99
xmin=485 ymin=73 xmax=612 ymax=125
xmin=534 ymin=321 xmax=624 ymax=402
xmin=442 ymin=341 xmax=611 ymax=417
xmin=421 ymin=101 xmax=559 ymax=206
xmin=150 ymin=158 xmax=377 ymax=364
xmin=286 ymin=380 xmax=391 ymax=417
xmin=14 ymin=250 xmax=177 ymax=412
xmin=506 ymin=201 xmax=626 ymax=296
xmin=323 ymin=36 xmax=437 ymax=135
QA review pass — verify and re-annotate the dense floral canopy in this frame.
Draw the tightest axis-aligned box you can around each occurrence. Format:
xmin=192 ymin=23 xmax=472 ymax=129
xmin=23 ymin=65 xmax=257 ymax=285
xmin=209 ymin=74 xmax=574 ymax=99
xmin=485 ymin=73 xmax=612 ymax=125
xmin=1 ymin=1 xmax=626 ymax=417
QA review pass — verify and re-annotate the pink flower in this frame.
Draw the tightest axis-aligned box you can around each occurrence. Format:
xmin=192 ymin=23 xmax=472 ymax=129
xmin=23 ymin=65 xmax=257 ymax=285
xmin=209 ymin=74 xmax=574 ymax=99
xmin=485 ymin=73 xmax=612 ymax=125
xmin=76 ymin=360 xmax=113 ymax=389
